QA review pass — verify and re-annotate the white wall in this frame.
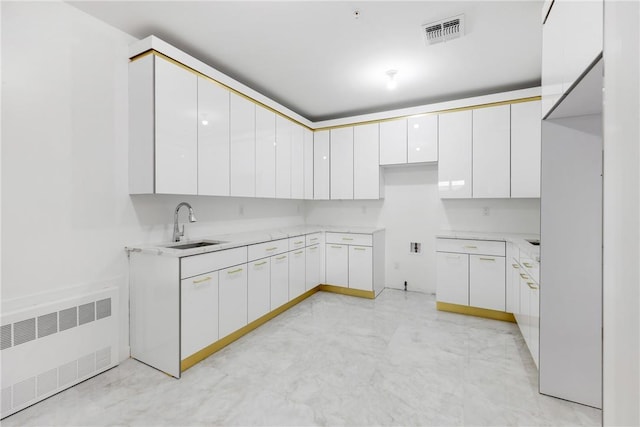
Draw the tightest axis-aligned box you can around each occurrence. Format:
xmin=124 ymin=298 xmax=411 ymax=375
xmin=305 ymin=164 xmax=540 ymax=293
xmin=0 ymin=1 xmax=304 ymax=362
xmin=602 ymin=0 xmax=640 ymax=424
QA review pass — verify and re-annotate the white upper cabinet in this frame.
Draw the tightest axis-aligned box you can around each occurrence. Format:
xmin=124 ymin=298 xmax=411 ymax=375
xmin=155 ymin=56 xmax=198 ymax=195
xmin=275 ymin=116 xmax=292 ymax=199
xmin=472 ymin=105 xmax=511 ymax=198
xmin=438 ymin=110 xmax=472 ymax=198
xmin=303 ymin=128 xmax=314 ymax=200
xmin=541 ymin=0 xmax=603 ymax=116
xmin=511 ymin=101 xmax=541 ymax=198
xmin=379 ymin=119 xmax=407 ymax=165
xmin=353 ymin=123 xmax=381 ymax=200
xmin=197 ymin=77 xmax=230 ymax=196
xmin=313 ymin=130 xmax=330 ymax=200
xmin=290 ymin=123 xmax=304 ymax=199
xmin=407 ymin=115 xmax=438 ymax=163
xmin=230 ymin=93 xmax=255 ymax=197
xmin=255 ymin=106 xmax=276 ymax=198
xmin=330 ymin=127 xmax=354 ymax=200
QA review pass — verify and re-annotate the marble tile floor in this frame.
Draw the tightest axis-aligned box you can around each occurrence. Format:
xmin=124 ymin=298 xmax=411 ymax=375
xmin=4 ymin=289 xmax=601 ymax=426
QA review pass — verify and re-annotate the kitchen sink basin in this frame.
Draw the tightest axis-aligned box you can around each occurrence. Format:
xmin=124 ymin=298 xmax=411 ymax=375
xmin=165 ymin=240 xmax=226 ymax=250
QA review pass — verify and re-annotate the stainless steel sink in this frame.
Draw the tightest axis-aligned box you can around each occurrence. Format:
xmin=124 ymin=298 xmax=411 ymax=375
xmin=165 ymin=240 xmax=226 ymax=250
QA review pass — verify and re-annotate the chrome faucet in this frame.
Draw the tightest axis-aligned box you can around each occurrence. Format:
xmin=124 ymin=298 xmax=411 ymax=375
xmin=173 ymin=202 xmax=197 ymax=242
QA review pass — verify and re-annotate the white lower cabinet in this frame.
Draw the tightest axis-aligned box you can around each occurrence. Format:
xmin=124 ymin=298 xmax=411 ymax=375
xmin=247 ymin=257 xmax=270 ymax=323
xmin=180 ymin=272 xmax=219 ymax=358
xmin=436 ymin=238 xmax=506 ymax=311
xmin=288 ymin=249 xmax=306 ymax=300
xmin=325 ymin=244 xmax=348 ymax=287
xmin=270 ymin=253 xmax=289 ymax=309
xmin=436 ymin=252 xmax=469 ymax=305
xmin=348 ymin=246 xmax=372 ymax=291
xmin=515 ymin=256 xmax=540 ymax=368
xmin=218 ymin=264 xmax=248 ymax=338
xmin=469 ymin=254 xmax=506 ymax=311
xmin=305 ymin=244 xmax=321 ymax=290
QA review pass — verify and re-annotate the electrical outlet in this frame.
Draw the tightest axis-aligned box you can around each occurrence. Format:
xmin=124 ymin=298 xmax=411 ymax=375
xmin=409 ymin=242 xmax=422 ymax=255
xmin=482 ymin=206 xmax=490 ymax=216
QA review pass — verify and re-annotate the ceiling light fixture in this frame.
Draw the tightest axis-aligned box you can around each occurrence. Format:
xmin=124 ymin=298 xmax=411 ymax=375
xmin=386 ymin=70 xmax=398 ymax=90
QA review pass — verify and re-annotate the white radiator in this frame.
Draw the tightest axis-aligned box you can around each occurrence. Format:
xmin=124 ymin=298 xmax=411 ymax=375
xmin=1 ymin=285 xmax=119 ymax=419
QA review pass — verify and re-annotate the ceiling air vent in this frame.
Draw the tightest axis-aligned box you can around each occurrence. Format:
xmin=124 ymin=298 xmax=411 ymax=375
xmin=422 ymin=14 xmax=464 ymax=45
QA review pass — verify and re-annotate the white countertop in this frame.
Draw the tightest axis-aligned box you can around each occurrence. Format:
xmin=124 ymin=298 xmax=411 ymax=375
xmin=437 ymin=230 xmax=540 ymax=261
xmin=126 ymin=225 xmax=385 ymax=258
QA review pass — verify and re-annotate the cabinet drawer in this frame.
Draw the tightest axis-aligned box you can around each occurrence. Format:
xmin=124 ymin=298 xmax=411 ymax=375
xmin=436 ymin=238 xmax=505 ymax=256
xmin=305 ymin=232 xmax=323 ymax=246
xmin=181 ymin=246 xmax=247 ymax=279
xmin=288 ymin=236 xmax=306 ymax=250
xmin=325 ymin=232 xmax=372 ymax=246
xmin=248 ymin=238 xmax=288 ymax=261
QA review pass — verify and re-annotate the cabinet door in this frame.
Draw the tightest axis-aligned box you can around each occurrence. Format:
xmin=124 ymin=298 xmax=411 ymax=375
xmin=509 ymin=259 xmax=522 ymax=315
xmin=353 ymin=123 xmax=380 ymax=200
xmin=379 ymin=119 xmax=407 ymax=165
xmin=511 ymin=101 xmax=541 ymax=198
xmin=529 ymin=284 xmax=540 ymax=368
xmin=407 ymin=115 xmax=438 ymax=163
xmin=541 ymin=1 xmax=564 ymax=116
xmin=313 ymin=130 xmax=330 ymax=200
xmin=330 ymin=127 xmax=354 ymax=200
xmin=518 ymin=270 xmax=532 ymax=349
xmin=270 ymin=253 xmax=289 ymax=309
xmin=275 ymin=116 xmax=292 ymax=198
xmin=247 ymin=258 xmax=270 ymax=323
xmin=469 ymin=255 xmax=506 ymax=311
xmin=197 ymin=77 xmax=230 ymax=196
xmin=181 ymin=272 xmax=219 ymax=358
xmin=472 ymin=105 xmax=511 ymax=198
xmin=288 ymin=249 xmax=306 ymax=300
xmin=305 ymin=244 xmax=321 ymax=290
xmin=348 ymin=246 xmax=373 ymax=291
xmin=325 ymin=244 xmax=348 ymax=287
xmin=255 ymin=106 xmax=276 ymax=198
xmin=436 ymin=252 xmax=469 ymax=305
xmin=291 ymin=124 xmax=304 ymax=199
xmin=303 ymin=128 xmax=314 ymax=200
xmin=230 ymin=94 xmax=255 ymax=197
xmin=438 ymin=110 xmax=472 ymax=198
xmin=155 ymin=56 xmax=198 ymax=195
xmin=219 ymin=264 xmax=248 ymax=338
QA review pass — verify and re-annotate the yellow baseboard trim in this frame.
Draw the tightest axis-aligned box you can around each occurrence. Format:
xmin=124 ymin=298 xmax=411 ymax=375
xmin=181 ymin=284 xmax=375 ymax=372
xmin=181 ymin=286 xmax=321 ymax=372
xmin=318 ymin=284 xmax=375 ymax=299
xmin=436 ymin=301 xmax=516 ymax=323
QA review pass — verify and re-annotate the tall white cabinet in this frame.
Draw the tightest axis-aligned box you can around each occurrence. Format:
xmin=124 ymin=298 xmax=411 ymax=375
xmin=472 ymin=105 xmax=511 ymax=198
xmin=438 ymin=110 xmax=473 ymax=198
xmin=230 ymin=94 xmax=256 ymax=197
xmin=330 ymin=127 xmax=354 ymax=200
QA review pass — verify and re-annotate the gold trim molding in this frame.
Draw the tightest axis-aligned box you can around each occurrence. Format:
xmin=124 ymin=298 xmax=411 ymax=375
xmin=436 ymin=301 xmax=516 ymax=323
xmin=180 ymin=284 xmax=374 ymax=372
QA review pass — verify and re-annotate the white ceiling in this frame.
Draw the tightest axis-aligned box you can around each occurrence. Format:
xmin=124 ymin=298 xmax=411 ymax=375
xmin=68 ymin=1 xmax=543 ymax=121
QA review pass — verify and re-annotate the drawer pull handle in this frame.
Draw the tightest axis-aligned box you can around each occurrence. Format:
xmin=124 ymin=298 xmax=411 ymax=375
xmin=512 ymin=264 xmax=520 ymax=269
xmin=310 ymin=238 xmax=318 ymax=241
xmin=464 ymin=245 xmax=478 ymax=249
xmin=294 ymin=241 xmax=304 ymax=245
xmin=342 ymin=237 xmax=354 ymax=241
xmin=265 ymin=247 xmax=278 ymax=251
xmin=308 ymin=246 xmax=317 ymax=250
xmin=254 ymin=261 xmax=267 ymax=267
xmin=479 ymin=257 xmax=495 ymax=261
xmin=520 ymin=273 xmax=529 ymax=279
xmin=193 ymin=276 xmax=212 ymax=284
xmin=353 ymin=247 xmax=367 ymax=251
xmin=527 ymin=282 xmax=539 ymax=290
xmin=330 ymin=245 xmax=342 ymax=249
xmin=227 ymin=268 xmax=243 ymax=275
xmin=275 ymin=255 xmax=287 ymax=260
xmin=523 ymin=262 xmax=534 ymax=268
xmin=293 ymin=250 xmax=303 ymax=255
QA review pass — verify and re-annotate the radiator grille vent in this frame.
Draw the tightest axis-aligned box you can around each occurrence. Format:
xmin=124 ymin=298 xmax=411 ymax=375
xmin=421 ymin=14 xmax=465 ymax=45
xmin=59 ymin=307 xmax=77 ymax=332
xmin=96 ymin=299 xmax=111 ymax=320
xmin=37 ymin=313 xmax=58 ymax=338
xmin=1 ymin=325 xmax=11 ymax=350
xmin=78 ymin=302 xmax=95 ymax=326
xmin=14 ymin=319 xmax=36 ymax=346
